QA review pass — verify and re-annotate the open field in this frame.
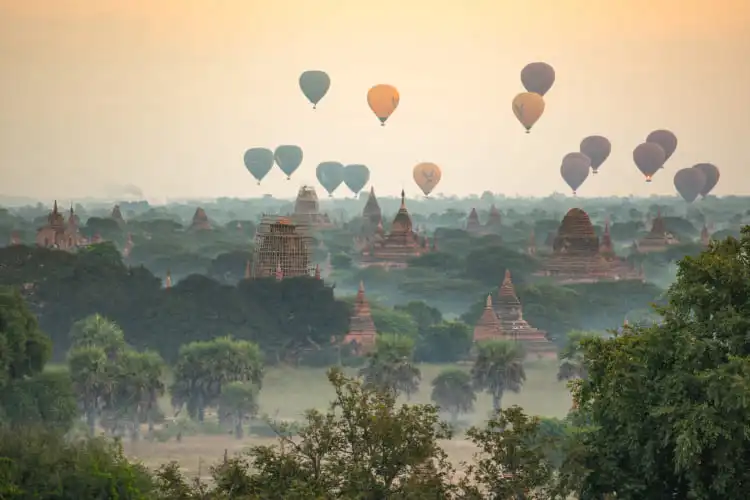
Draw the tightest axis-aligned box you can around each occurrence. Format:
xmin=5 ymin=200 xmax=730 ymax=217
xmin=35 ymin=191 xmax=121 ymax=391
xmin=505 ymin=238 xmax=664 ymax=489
xmin=124 ymin=361 xmax=571 ymax=478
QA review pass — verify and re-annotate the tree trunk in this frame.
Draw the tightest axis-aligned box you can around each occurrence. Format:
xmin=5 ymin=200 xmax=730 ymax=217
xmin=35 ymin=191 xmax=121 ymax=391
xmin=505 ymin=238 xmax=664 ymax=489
xmin=131 ymin=418 xmax=141 ymax=442
xmin=198 ymin=405 xmax=205 ymax=423
xmin=86 ymin=408 xmax=96 ymax=435
xmin=234 ymin=413 xmax=244 ymax=439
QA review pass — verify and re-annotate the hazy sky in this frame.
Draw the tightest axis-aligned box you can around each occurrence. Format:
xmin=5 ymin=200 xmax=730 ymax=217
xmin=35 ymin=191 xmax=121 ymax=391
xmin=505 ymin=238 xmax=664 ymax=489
xmin=2 ymin=0 xmax=749 ymax=202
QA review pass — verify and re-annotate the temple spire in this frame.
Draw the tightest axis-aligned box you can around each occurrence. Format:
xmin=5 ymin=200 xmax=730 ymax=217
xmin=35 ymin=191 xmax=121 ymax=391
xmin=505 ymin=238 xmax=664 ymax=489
xmin=400 ymin=189 xmax=406 ymax=209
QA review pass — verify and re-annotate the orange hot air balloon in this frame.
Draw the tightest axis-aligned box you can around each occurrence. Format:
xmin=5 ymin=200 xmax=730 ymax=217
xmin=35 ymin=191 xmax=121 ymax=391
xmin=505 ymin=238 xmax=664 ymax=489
xmin=413 ymin=162 xmax=442 ymax=196
xmin=512 ymin=92 xmax=545 ymax=133
xmin=367 ymin=84 xmax=400 ymax=126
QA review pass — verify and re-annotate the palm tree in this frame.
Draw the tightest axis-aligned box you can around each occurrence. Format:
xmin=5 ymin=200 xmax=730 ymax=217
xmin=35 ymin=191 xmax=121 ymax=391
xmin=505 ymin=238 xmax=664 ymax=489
xmin=359 ymin=334 xmax=421 ymax=399
xmin=218 ymin=382 xmax=259 ymax=439
xmin=431 ymin=368 xmax=475 ymax=424
xmin=471 ymin=340 xmax=525 ymax=411
xmin=68 ymin=346 xmax=111 ymax=435
xmin=69 ymin=314 xmax=126 ymax=360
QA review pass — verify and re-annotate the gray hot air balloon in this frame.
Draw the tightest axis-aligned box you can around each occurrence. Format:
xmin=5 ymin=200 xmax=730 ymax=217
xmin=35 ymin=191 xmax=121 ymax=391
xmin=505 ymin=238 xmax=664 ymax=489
xmin=633 ymin=142 xmax=666 ymax=182
xmin=579 ymin=136 xmax=611 ymax=174
xmin=273 ymin=145 xmax=303 ymax=180
xmin=692 ymin=163 xmax=720 ymax=197
xmin=646 ymin=129 xmax=678 ymax=165
xmin=674 ymin=168 xmax=706 ymax=203
xmin=299 ymin=70 xmax=331 ymax=109
xmin=243 ymin=148 xmax=274 ymax=185
xmin=316 ymin=161 xmax=345 ymax=197
xmin=560 ymin=152 xmax=591 ymax=195
xmin=343 ymin=164 xmax=370 ymax=196
xmin=521 ymin=62 xmax=556 ymax=96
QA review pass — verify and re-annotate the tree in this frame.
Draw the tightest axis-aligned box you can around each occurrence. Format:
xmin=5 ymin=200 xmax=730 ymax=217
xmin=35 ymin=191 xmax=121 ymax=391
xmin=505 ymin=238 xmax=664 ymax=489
xmin=394 ymin=300 xmax=443 ymax=332
xmin=67 ymin=346 xmax=111 ymax=434
xmin=459 ymin=406 xmax=555 ymax=499
xmin=472 ymin=340 xmax=526 ymax=411
xmin=415 ymin=320 xmax=473 ymax=363
xmin=69 ymin=313 xmax=126 ymax=360
xmin=556 ymin=330 xmax=599 ymax=382
xmin=170 ymin=336 xmax=263 ymax=422
xmin=430 ymin=368 xmax=475 ymax=424
xmin=359 ymin=334 xmax=421 ymax=400
xmin=560 ymin=228 xmax=750 ymax=499
xmin=218 ymin=381 xmax=259 ymax=439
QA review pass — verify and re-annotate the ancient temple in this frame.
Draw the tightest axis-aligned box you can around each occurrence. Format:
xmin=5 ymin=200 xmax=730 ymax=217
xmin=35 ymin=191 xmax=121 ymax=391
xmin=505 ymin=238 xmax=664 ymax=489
xmin=536 ymin=208 xmax=642 ymax=283
xmin=252 ymin=216 xmax=315 ymax=278
xmin=292 ymin=186 xmax=333 ymax=227
xmin=35 ymin=201 xmax=86 ymax=250
xmin=473 ymin=294 xmax=504 ymax=343
xmin=359 ymin=190 xmax=430 ymax=269
xmin=189 ymin=207 xmax=212 ymax=231
xmin=361 ymin=186 xmax=382 ymax=234
xmin=599 ymin=218 xmax=615 ymax=260
xmin=633 ymin=210 xmax=679 ymax=253
xmin=111 ymin=205 xmax=126 ymax=226
xmin=466 ymin=208 xmax=481 ymax=233
xmin=486 ymin=205 xmax=502 ymax=229
xmin=342 ymin=281 xmax=378 ymax=355
xmin=494 ymin=270 xmax=556 ymax=359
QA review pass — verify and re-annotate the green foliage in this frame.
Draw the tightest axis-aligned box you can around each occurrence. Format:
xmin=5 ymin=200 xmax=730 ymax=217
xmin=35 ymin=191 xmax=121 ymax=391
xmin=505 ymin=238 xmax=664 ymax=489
xmin=472 ymin=340 xmax=526 ymax=411
xmin=370 ymin=304 xmax=419 ymax=337
xmin=414 ymin=320 xmax=472 ymax=363
xmin=170 ymin=336 xmax=263 ymax=422
xmin=359 ymin=335 xmax=421 ymax=399
xmin=218 ymin=381 xmax=260 ymax=439
xmin=0 ymin=370 xmax=78 ymax=431
xmin=430 ymin=368 xmax=475 ymax=424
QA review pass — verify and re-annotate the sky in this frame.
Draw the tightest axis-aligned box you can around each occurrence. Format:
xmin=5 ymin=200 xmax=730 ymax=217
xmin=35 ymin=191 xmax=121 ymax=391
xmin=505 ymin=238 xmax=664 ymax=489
xmin=1 ymin=0 xmax=749 ymax=202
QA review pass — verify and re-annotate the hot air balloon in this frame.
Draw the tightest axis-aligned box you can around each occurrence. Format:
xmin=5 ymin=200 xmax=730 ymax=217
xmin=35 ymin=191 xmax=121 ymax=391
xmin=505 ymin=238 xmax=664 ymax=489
xmin=412 ymin=162 xmax=442 ymax=197
xmin=646 ymin=130 xmax=677 ymax=164
xmin=367 ymin=84 xmax=400 ymax=126
xmin=243 ymin=148 xmax=274 ymax=185
xmin=579 ymin=136 xmax=611 ymax=174
xmin=343 ymin=164 xmax=370 ymax=196
xmin=521 ymin=62 xmax=556 ymax=96
xmin=274 ymin=145 xmax=303 ymax=180
xmin=633 ymin=142 xmax=666 ymax=182
xmin=560 ymin=152 xmax=591 ymax=195
xmin=692 ymin=163 xmax=720 ymax=197
xmin=299 ymin=70 xmax=331 ymax=109
xmin=316 ymin=161 xmax=345 ymax=197
xmin=512 ymin=92 xmax=545 ymax=133
xmin=673 ymin=168 xmax=706 ymax=203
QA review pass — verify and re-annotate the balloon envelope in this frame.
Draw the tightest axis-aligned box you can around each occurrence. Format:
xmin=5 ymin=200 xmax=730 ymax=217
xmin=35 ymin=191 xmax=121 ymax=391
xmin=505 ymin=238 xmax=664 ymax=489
xmin=646 ymin=129 xmax=678 ymax=162
xmin=560 ymin=153 xmax=591 ymax=194
xmin=512 ymin=92 xmax=545 ymax=133
xmin=521 ymin=62 xmax=555 ymax=96
xmin=692 ymin=163 xmax=720 ymax=197
xmin=367 ymin=84 xmax=400 ymax=125
xmin=316 ymin=161 xmax=345 ymax=196
xmin=579 ymin=136 xmax=611 ymax=173
xmin=343 ymin=164 xmax=370 ymax=195
xmin=243 ymin=148 xmax=274 ymax=184
xmin=274 ymin=145 xmax=303 ymax=179
xmin=299 ymin=71 xmax=331 ymax=108
xmin=673 ymin=167 xmax=706 ymax=203
xmin=633 ymin=142 xmax=666 ymax=182
xmin=413 ymin=162 xmax=442 ymax=196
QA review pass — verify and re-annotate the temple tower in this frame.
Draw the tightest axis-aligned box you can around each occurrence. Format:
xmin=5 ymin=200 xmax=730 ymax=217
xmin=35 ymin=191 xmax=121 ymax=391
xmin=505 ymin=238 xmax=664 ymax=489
xmin=343 ymin=281 xmax=378 ymax=354
xmin=252 ymin=216 xmax=314 ymax=279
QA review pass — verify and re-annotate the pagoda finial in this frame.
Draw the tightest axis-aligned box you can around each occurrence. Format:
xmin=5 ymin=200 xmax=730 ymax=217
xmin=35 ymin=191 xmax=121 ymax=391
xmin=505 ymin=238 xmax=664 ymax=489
xmin=400 ymin=189 xmax=405 ymax=208
xmin=485 ymin=294 xmax=493 ymax=308
xmin=358 ymin=280 xmax=365 ymax=293
xmin=53 ymin=200 xmax=58 ymax=213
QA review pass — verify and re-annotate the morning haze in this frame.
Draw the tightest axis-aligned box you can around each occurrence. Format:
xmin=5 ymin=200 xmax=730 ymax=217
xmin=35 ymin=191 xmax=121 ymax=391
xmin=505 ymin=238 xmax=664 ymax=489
xmin=1 ymin=0 xmax=749 ymax=201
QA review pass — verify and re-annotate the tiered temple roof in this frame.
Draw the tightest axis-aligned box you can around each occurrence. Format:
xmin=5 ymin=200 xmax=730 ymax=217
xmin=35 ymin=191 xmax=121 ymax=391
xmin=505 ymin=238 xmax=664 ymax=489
xmin=494 ymin=270 xmax=556 ymax=359
xmin=189 ymin=207 xmax=212 ymax=231
xmin=360 ymin=190 xmax=429 ymax=269
xmin=342 ymin=281 xmax=378 ymax=355
xmin=362 ymin=186 xmax=382 ymax=234
xmin=473 ymin=294 xmax=504 ymax=343
xmin=293 ymin=186 xmax=333 ymax=227
xmin=252 ymin=216 xmax=314 ymax=279
xmin=35 ymin=201 xmax=86 ymax=250
xmin=466 ymin=208 xmax=481 ymax=233
xmin=634 ymin=210 xmax=679 ymax=253
xmin=486 ymin=205 xmax=502 ymax=229
xmin=536 ymin=208 xmax=642 ymax=283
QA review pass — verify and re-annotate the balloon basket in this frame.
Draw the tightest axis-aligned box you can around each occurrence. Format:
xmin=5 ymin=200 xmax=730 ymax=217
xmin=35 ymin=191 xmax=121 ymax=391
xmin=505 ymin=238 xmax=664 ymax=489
xmin=286 ymin=177 xmax=291 ymax=180
xmin=257 ymin=182 xmax=261 ymax=185
xmin=592 ymin=170 xmax=599 ymax=174
xmin=525 ymin=130 xmax=530 ymax=134
xmin=313 ymin=105 xmax=317 ymax=110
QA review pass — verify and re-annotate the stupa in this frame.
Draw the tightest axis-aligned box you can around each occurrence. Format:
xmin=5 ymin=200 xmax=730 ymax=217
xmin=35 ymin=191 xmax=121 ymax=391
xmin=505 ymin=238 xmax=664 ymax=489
xmin=599 ymin=218 xmax=615 ymax=260
xmin=473 ymin=294 xmax=504 ymax=343
xmin=111 ymin=205 xmax=126 ymax=226
xmin=634 ymin=210 xmax=679 ymax=253
xmin=486 ymin=205 xmax=502 ymax=230
xmin=361 ymin=187 xmax=383 ymax=234
xmin=494 ymin=270 xmax=556 ymax=359
xmin=189 ymin=207 xmax=212 ymax=231
xmin=252 ymin=216 xmax=315 ymax=279
xmin=342 ymin=281 xmax=378 ymax=355
xmin=360 ymin=190 xmax=429 ymax=269
xmin=466 ymin=208 xmax=481 ymax=233
xmin=292 ymin=186 xmax=333 ymax=227
xmin=536 ymin=208 xmax=642 ymax=283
